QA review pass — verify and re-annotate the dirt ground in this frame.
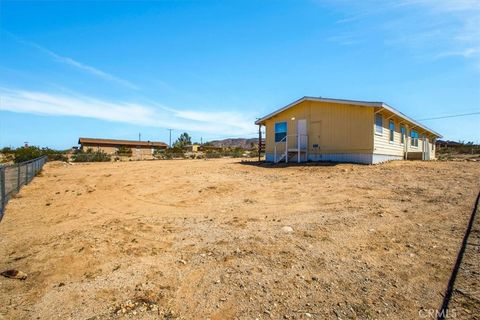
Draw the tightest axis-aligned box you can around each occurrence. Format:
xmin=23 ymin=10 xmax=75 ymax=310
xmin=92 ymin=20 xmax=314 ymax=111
xmin=448 ymin=197 xmax=480 ymax=320
xmin=0 ymin=159 xmax=478 ymax=320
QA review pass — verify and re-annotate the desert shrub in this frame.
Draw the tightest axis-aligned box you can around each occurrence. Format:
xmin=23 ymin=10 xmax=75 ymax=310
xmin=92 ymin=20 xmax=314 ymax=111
xmin=13 ymin=146 xmax=44 ymax=163
xmin=229 ymin=148 xmax=244 ymax=158
xmin=206 ymin=151 xmax=222 ymax=158
xmin=153 ymin=149 xmax=169 ymax=159
xmin=0 ymin=152 xmax=15 ymax=163
xmin=1 ymin=147 xmax=13 ymax=154
xmin=249 ymin=148 xmax=259 ymax=158
xmin=47 ymin=153 xmax=68 ymax=162
xmin=117 ymin=146 xmax=132 ymax=157
xmin=3 ymin=146 xmax=68 ymax=163
xmin=72 ymin=150 xmax=111 ymax=162
xmin=154 ymin=147 xmax=185 ymax=160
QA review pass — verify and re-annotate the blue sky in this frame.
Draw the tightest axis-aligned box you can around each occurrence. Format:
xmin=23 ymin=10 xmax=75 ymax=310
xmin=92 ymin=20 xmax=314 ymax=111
xmin=1 ymin=0 xmax=479 ymax=149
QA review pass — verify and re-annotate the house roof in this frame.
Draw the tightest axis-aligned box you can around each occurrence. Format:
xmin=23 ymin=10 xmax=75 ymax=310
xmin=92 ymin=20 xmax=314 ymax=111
xmin=255 ymin=96 xmax=442 ymax=137
xmin=78 ymin=137 xmax=168 ymax=148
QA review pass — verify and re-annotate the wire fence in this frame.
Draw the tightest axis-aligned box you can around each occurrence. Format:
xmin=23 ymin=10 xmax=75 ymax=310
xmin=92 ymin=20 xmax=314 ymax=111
xmin=0 ymin=156 xmax=47 ymax=221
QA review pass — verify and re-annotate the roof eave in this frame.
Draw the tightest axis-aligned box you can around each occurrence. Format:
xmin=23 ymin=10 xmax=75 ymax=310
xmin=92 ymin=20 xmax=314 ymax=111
xmin=380 ymin=103 xmax=442 ymax=138
xmin=255 ymin=97 xmax=441 ymax=138
xmin=255 ymin=96 xmax=308 ymax=125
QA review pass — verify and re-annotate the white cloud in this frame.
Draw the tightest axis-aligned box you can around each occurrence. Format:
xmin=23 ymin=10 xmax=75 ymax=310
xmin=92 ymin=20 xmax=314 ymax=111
xmin=434 ymin=48 xmax=478 ymax=59
xmin=0 ymin=87 xmax=256 ymax=136
xmin=7 ymin=32 xmax=139 ymax=90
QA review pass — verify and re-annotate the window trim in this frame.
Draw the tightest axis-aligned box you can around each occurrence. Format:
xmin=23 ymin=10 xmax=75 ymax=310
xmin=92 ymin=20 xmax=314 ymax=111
xmin=274 ymin=121 xmax=288 ymax=143
xmin=400 ymin=125 xmax=406 ymax=145
xmin=375 ymin=114 xmax=383 ymax=136
xmin=389 ymin=120 xmax=395 ymax=143
xmin=410 ymin=129 xmax=419 ymax=148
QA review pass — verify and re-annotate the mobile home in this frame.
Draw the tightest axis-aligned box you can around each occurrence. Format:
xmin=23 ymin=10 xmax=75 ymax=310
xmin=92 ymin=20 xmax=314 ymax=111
xmin=78 ymin=137 xmax=167 ymax=159
xmin=255 ymin=97 xmax=441 ymax=164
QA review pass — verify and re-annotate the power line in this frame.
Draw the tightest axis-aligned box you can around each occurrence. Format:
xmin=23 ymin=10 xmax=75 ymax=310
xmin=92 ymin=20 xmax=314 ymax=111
xmin=417 ymin=111 xmax=480 ymax=121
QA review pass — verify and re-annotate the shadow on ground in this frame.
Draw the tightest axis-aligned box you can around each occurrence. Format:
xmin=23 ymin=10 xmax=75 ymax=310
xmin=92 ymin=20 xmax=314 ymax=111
xmin=236 ymin=160 xmax=349 ymax=168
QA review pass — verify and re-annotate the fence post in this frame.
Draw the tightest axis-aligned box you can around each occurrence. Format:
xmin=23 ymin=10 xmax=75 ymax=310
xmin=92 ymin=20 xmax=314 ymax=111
xmin=17 ymin=164 xmax=21 ymax=192
xmin=0 ymin=167 xmax=5 ymax=219
xmin=25 ymin=163 xmax=29 ymax=185
xmin=1 ymin=156 xmax=47 ymax=223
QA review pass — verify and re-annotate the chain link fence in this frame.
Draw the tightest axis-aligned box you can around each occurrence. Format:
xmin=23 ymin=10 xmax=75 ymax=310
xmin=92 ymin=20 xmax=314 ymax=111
xmin=0 ymin=156 xmax=47 ymax=221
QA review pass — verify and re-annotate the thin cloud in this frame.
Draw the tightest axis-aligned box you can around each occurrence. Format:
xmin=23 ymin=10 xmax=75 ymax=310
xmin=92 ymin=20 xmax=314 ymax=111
xmin=323 ymin=0 xmax=480 ymax=66
xmin=4 ymin=31 xmax=139 ymax=90
xmin=0 ymin=87 xmax=255 ymax=136
xmin=434 ymin=48 xmax=478 ymax=59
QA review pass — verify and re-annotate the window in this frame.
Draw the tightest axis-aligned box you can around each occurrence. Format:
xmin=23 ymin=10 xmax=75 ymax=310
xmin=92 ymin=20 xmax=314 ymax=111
xmin=375 ymin=114 xmax=383 ymax=134
xmin=275 ymin=121 xmax=287 ymax=142
xmin=410 ymin=130 xmax=419 ymax=147
xmin=389 ymin=120 xmax=395 ymax=142
xmin=400 ymin=125 xmax=406 ymax=144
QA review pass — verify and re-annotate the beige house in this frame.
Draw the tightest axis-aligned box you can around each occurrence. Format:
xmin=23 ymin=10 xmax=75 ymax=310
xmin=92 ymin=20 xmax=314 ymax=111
xmin=78 ymin=137 xmax=167 ymax=160
xmin=255 ymin=97 xmax=441 ymax=164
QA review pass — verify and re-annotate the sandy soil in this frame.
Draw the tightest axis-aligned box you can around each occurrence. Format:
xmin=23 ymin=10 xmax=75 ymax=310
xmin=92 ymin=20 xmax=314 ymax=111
xmin=0 ymin=159 xmax=478 ymax=320
xmin=448 ymin=199 xmax=480 ymax=320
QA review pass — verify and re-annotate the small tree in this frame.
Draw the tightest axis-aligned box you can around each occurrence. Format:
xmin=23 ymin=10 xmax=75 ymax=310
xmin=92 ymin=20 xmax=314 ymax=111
xmin=173 ymin=132 xmax=192 ymax=149
xmin=1 ymin=147 xmax=13 ymax=154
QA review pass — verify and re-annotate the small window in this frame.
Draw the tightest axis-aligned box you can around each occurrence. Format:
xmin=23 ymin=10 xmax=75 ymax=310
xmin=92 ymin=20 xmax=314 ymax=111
xmin=400 ymin=126 xmax=406 ymax=144
xmin=275 ymin=121 xmax=287 ymax=142
xmin=389 ymin=120 xmax=395 ymax=142
xmin=375 ymin=114 xmax=383 ymax=134
xmin=410 ymin=130 xmax=419 ymax=147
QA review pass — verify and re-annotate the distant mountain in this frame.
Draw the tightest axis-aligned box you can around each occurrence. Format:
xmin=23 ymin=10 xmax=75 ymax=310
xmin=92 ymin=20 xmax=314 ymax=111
xmin=206 ymin=138 xmax=258 ymax=150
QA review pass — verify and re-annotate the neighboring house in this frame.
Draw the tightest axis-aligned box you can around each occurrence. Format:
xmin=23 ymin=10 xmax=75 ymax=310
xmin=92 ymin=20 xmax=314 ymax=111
xmin=255 ymin=97 xmax=441 ymax=164
xmin=78 ymin=137 xmax=167 ymax=159
xmin=184 ymin=144 xmax=201 ymax=152
xmin=183 ymin=144 xmax=225 ymax=153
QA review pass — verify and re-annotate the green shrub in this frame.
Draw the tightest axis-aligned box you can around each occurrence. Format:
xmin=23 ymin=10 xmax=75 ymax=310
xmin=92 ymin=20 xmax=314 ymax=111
xmin=206 ymin=151 xmax=222 ymax=158
xmin=14 ymin=146 xmax=44 ymax=163
xmin=154 ymin=147 xmax=184 ymax=159
xmin=47 ymin=153 xmax=68 ymax=162
xmin=117 ymin=146 xmax=132 ymax=157
xmin=72 ymin=150 xmax=111 ymax=162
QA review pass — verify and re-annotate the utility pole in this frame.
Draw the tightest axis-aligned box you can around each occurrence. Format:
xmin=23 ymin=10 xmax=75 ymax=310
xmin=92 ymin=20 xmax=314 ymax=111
xmin=200 ymin=137 xmax=203 ymax=145
xmin=258 ymin=124 xmax=262 ymax=162
xmin=168 ymin=129 xmax=173 ymax=147
xmin=139 ymin=133 xmax=141 ymax=141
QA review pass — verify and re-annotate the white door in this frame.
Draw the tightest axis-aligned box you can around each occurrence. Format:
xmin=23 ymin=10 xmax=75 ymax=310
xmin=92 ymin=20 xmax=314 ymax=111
xmin=297 ymin=119 xmax=307 ymax=149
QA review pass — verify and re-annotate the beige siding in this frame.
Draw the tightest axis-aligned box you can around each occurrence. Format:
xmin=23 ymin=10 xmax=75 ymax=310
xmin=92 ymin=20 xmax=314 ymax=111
xmin=373 ymin=111 xmax=437 ymax=159
xmin=81 ymin=144 xmax=157 ymax=160
xmin=264 ymin=100 xmax=374 ymax=155
xmin=373 ymin=115 xmax=404 ymax=157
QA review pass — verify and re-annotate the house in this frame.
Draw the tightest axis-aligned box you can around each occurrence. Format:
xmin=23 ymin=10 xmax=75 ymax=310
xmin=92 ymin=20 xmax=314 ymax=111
xmin=255 ymin=97 xmax=441 ymax=164
xmin=78 ymin=137 xmax=168 ymax=159
xmin=184 ymin=144 xmax=201 ymax=153
xmin=183 ymin=144 xmax=226 ymax=153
